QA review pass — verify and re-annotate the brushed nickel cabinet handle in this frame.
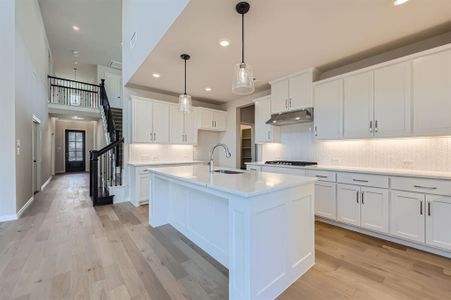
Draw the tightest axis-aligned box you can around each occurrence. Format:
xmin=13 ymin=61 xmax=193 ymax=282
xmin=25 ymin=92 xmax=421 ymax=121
xmin=414 ymin=185 xmax=437 ymax=190
xmin=420 ymin=201 xmax=423 ymax=215
xmin=356 ymin=191 xmax=359 ymax=204
xmin=428 ymin=202 xmax=431 ymax=216
xmin=315 ymin=175 xmax=328 ymax=178
xmin=353 ymin=179 xmax=369 ymax=183
xmin=361 ymin=191 xmax=364 ymax=204
xmin=369 ymin=120 xmax=373 ymax=133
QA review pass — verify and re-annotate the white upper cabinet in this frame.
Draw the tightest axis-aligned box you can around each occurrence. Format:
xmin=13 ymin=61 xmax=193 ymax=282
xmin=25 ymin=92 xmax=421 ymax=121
xmin=413 ymin=49 xmax=451 ymax=135
xmin=374 ymin=62 xmax=412 ymax=137
xmin=254 ymin=96 xmax=280 ymax=144
xmin=343 ymin=71 xmax=374 ymax=139
xmin=132 ymin=97 xmax=170 ymax=144
xmin=152 ymin=101 xmax=170 ymax=144
xmin=270 ymin=80 xmax=289 ymax=114
xmin=289 ymin=72 xmax=313 ymax=110
xmin=270 ymin=69 xmax=316 ymax=114
xmin=132 ymin=97 xmax=154 ymax=143
xmin=169 ymin=105 xmax=198 ymax=145
xmin=198 ymin=108 xmax=227 ymax=131
xmin=313 ymin=79 xmax=343 ymax=139
xmin=426 ymin=195 xmax=451 ymax=251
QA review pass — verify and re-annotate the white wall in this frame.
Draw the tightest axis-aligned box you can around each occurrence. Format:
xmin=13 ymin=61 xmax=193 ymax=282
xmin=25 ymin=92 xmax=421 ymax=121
xmin=54 ymin=62 xmax=97 ymax=84
xmin=15 ymin=0 xmax=53 ymax=213
xmin=54 ymin=120 xmax=96 ymax=173
xmin=0 ymin=0 xmax=17 ymax=220
xmin=122 ymin=0 xmax=190 ymax=83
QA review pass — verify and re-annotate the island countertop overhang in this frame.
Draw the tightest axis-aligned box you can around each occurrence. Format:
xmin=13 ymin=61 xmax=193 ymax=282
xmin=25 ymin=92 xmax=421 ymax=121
xmin=146 ymin=165 xmax=317 ymax=198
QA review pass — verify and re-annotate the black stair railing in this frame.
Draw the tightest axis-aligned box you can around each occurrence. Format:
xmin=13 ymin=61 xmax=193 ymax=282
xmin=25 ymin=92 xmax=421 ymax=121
xmin=48 ymin=76 xmax=100 ymax=108
xmin=89 ymin=133 xmax=124 ymax=206
xmin=99 ymin=79 xmax=117 ymax=142
xmin=89 ymin=79 xmax=123 ymax=206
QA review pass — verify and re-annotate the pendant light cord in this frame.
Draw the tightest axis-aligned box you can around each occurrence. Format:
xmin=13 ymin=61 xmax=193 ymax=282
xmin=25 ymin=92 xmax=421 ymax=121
xmin=184 ymin=58 xmax=187 ymax=95
xmin=241 ymin=13 xmax=245 ymax=63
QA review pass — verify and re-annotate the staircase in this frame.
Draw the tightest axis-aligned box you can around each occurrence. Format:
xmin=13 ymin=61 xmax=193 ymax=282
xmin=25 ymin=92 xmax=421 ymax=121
xmin=111 ymin=108 xmax=123 ymax=165
xmin=89 ymin=79 xmax=124 ymax=206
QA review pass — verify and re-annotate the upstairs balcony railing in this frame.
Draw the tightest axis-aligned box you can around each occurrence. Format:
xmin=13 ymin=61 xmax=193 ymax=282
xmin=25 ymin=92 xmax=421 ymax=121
xmin=48 ymin=76 xmax=100 ymax=108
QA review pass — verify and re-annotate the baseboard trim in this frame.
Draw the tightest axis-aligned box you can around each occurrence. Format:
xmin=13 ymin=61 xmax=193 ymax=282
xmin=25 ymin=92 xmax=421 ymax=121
xmin=0 ymin=214 xmax=18 ymax=222
xmin=316 ymin=217 xmax=451 ymax=259
xmin=16 ymin=196 xmax=34 ymax=219
xmin=41 ymin=176 xmax=52 ymax=190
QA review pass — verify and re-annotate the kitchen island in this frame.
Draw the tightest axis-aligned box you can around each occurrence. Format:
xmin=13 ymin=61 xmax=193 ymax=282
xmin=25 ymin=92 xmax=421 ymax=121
xmin=148 ymin=165 xmax=317 ymax=300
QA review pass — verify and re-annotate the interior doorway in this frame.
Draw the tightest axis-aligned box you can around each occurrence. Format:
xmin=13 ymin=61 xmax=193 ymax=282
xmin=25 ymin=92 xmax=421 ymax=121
xmin=32 ymin=117 xmax=41 ymax=194
xmin=65 ymin=130 xmax=86 ymax=172
xmin=237 ymin=104 xmax=256 ymax=170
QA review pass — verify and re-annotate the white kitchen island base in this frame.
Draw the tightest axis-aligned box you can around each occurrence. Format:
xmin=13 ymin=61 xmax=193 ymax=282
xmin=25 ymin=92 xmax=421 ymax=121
xmin=149 ymin=166 xmax=316 ymax=300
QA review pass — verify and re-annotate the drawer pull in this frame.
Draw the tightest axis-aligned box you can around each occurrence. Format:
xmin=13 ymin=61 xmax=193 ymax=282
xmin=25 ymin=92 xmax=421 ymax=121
xmin=413 ymin=185 xmax=437 ymax=190
xmin=353 ymin=179 xmax=369 ymax=183
xmin=315 ymin=175 xmax=328 ymax=178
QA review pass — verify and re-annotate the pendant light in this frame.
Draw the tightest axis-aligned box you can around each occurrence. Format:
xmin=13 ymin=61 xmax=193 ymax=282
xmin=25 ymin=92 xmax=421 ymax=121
xmin=179 ymin=54 xmax=192 ymax=113
xmin=232 ymin=2 xmax=254 ymax=95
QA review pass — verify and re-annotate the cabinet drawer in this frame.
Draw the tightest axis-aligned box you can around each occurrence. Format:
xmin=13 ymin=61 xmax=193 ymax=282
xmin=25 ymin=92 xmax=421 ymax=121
xmin=246 ymin=165 xmax=262 ymax=172
xmin=337 ymin=172 xmax=389 ymax=188
xmin=391 ymin=177 xmax=451 ymax=196
xmin=307 ymin=170 xmax=336 ymax=182
xmin=261 ymin=166 xmax=306 ymax=176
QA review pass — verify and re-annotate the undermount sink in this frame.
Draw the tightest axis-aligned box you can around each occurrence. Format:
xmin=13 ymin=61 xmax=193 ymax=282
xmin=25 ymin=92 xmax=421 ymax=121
xmin=213 ymin=169 xmax=244 ymax=174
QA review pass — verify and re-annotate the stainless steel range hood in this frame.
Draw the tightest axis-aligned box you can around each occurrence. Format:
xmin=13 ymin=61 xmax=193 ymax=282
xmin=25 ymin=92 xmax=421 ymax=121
xmin=265 ymin=108 xmax=314 ymax=126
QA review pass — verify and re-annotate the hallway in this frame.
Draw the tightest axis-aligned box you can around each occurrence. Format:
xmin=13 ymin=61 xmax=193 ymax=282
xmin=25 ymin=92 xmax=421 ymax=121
xmin=1 ymin=174 xmax=451 ymax=300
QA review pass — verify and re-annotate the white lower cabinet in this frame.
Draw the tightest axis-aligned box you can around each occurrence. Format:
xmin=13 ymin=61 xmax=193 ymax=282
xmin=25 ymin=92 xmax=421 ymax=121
xmin=314 ymin=182 xmax=337 ymax=220
xmin=337 ymin=184 xmax=361 ymax=226
xmin=389 ymin=190 xmax=425 ymax=243
xmin=426 ymin=195 xmax=451 ymax=251
xmin=337 ymin=184 xmax=388 ymax=233
xmin=360 ymin=187 xmax=389 ymax=233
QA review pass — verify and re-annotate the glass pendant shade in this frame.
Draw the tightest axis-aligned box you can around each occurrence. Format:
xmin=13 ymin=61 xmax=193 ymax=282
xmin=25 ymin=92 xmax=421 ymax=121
xmin=232 ymin=62 xmax=254 ymax=95
xmin=179 ymin=93 xmax=192 ymax=113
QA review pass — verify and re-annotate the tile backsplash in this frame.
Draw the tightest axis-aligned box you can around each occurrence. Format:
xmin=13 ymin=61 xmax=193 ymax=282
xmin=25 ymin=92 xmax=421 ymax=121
xmin=129 ymin=144 xmax=194 ymax=162
xmin=262 ymin=124 xmax=451 ymax=172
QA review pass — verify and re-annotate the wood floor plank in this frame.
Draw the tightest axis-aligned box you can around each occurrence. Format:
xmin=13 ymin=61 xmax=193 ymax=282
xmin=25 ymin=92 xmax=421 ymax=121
xmin=1 ymin=173 xmax=450 ymax=300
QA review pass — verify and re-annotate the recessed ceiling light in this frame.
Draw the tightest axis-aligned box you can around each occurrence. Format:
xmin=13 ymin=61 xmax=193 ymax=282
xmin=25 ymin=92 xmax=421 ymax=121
xmin=72 ymin=116 xmax=84 ymax=120
xmin=394 ymin=0 xmax=409 ymax=6
xmin=219 ymin=39 xmax=230 ymax=47
xmin=205 ymin=87 xmax=212 ymax=92
xmin=152 ymin=73 xmax=161 ymax=78
xmin=72 ymin=50 xmax=79 ymax=54
xmin=72 ymin=25 xmax=80 ymax=31
xmin=74 ymin=61 xmax=78 ymax=65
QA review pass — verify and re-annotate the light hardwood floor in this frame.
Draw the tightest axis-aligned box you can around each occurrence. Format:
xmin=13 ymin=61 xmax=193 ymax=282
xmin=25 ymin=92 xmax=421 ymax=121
xmin=0 ymin=173 xmax=450 ymax=300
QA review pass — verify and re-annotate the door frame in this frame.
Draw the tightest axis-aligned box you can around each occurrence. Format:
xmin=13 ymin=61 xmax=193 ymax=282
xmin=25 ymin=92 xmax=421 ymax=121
xmin=64 ymin=129 xmax=86 ymax=172
xmin=32 ymin=115 xmax=42 ymax=193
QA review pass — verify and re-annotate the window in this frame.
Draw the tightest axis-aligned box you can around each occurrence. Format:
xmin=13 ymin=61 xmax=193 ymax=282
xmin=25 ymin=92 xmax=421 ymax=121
xmin=68 ymin=132 xmax=84 ymax=161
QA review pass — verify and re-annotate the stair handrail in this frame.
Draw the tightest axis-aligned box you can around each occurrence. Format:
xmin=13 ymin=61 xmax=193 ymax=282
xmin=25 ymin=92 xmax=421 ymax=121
xmin=99 ymin=79 xmax=117 ymax=143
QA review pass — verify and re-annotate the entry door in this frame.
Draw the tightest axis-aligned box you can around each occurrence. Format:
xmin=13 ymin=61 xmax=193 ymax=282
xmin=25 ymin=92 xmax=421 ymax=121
xmin=65 ymin=130 xmax=86 ymax=172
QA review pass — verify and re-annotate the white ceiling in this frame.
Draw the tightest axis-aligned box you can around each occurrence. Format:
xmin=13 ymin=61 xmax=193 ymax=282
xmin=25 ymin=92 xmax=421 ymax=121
xmin=38 ymin=0 xmax=122 ymax=78
xmin=129 ymin=0 xmax=451 ymax=103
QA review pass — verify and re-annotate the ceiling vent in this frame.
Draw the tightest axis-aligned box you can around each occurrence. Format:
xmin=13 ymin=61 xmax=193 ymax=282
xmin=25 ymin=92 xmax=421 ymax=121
xmin=108 ymin=60 xmax=122 ymax=70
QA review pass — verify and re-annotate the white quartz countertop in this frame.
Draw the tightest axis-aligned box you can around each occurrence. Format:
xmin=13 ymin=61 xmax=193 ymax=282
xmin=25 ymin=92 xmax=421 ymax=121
xmin=246 ymin=162 xmax=451 ymax=180
xmin=128 ymin=160 xmax=204 ymax=167
xmin=147 ymin=165 xmax=317 ymax=197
